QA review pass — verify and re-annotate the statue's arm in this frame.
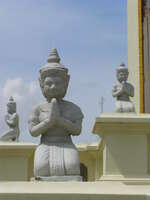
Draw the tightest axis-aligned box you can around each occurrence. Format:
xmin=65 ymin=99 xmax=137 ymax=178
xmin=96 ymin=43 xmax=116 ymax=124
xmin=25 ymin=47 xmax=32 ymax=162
xmin=58 ymin=117 xmax=83 ymax=136
xmin=112 ymin=85 xmax=123 ymax=97
xmin=128 ymin=84 xmax=134 ymax=97
xmin=28 ymin=107 xmax=53 ymax=137
xmin=5 ymin=115 xmax=12 ymax=126
xmin=123 ymin=83 xmax=134 ymax=97
xmin=29 ymin=119 xmax=50 ymax=137
xmin=6 ymin=114 xmax=18 ymax=126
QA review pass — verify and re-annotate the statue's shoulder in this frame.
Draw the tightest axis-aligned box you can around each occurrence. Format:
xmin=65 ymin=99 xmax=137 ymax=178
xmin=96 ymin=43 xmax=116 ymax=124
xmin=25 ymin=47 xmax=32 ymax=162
xmin=62 ymin=100 xmax=84 ymax=119
xmin=113 ymin=82 xmax=121 ymax=87
xmin=30 ymin=103 xmax=45 ymax=114
xmin=112 ymin=83 xmax=117 ymax=89
xmin=126 ymin=82 xmax=134 ymax=90
xmin=127 ymin=82 xmax=134 ymax=87
xmin=12 ymin=113 xmax=19 ymax=118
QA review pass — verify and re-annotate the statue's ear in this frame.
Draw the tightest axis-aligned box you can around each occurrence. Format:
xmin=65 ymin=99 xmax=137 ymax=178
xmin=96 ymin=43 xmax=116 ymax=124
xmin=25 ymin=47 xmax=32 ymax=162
xmin=39 ymin=77 xmax=44 ymax=89
xmin=65 ymin=75 xmax=70 ymax=89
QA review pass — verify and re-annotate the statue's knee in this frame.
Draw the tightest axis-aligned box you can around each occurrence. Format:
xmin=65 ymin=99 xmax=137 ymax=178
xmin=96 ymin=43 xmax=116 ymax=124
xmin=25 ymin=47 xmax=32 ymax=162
xmin=64 ymin=150 xmax=80 ymax=175
xmin=34 ymin=159 xmax=49 ymax=176
xmin=65 ymin=160 xmax=80 ymax=175
xmin=34 ymin=145 xmax=49 ymax=176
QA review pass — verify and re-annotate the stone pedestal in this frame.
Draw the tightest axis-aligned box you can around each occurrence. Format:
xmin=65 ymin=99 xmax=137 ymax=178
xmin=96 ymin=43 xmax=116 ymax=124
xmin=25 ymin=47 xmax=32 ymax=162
xmin=0 ymin=142 xmax=36 ymax=181
xmin=93 ymin=113 xmax=150 ymax=183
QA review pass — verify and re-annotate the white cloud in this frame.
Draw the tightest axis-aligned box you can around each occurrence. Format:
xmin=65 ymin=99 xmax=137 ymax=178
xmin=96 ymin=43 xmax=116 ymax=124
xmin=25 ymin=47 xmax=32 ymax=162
xmin=3 ymin=78 xmax=23 ymax=100
xmin=2 ymin=78 xmax=38 ymax=101
xmin=28 ymin=81 xmax=38 ymax=94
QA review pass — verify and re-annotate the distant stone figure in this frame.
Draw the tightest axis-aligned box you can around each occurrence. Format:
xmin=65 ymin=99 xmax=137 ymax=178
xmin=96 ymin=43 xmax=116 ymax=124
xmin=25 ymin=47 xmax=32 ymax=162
xmin=28 ymin=48 xmax=84 ymax=181
xmin=0 ymin=97 xmax=20 ymax=141
xmin=112 ymin=63 xmax=135 ymax=112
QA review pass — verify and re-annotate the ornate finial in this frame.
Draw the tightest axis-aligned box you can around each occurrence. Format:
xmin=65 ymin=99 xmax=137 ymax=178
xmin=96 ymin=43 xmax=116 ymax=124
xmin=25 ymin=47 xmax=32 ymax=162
xmin=40 ymin=48 xmax=68 ymax=80
xmin=117 ymin=62 xmax=128 ymax=73
xmin=120 ymin=62 xmax=125 ymax=67
xmin=7 ymin=96 xmax=16 ymax=106
xmin=48 ymin=48 xmax=60 ymax=63
xmin=9 ymin=96 xmax=14 ymax=102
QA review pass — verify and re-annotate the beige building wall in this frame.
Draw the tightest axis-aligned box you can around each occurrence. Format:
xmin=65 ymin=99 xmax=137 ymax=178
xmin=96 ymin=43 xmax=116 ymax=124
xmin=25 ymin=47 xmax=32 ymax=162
xmin=77 ymin=141 xmax=103 ymax=181
xmin=0 ymin=142 xmax=102 ymax=182
xmin=128 ymin=0 xmax=141 ymax=113
xmin=0 ymin=143 xmax=36 ymax=181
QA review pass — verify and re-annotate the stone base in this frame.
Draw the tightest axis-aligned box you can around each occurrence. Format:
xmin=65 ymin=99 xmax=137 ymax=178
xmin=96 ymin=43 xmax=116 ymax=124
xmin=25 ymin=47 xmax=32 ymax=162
xmin=99 ymin=175 xmax=150 ymax=185
xmin=31 ymin=175 xmax=82 ymax=182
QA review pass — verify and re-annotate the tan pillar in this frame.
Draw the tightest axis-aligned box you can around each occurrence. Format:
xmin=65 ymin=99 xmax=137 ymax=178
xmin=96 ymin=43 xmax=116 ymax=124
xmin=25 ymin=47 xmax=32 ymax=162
xmin=128 ymin=0 xmax=142 ymax=113
xmin=93 ymin=113 xmax=150 ymax=183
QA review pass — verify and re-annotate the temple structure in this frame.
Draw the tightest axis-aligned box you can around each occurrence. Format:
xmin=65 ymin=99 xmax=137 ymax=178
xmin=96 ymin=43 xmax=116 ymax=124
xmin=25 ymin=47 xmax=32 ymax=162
xmin=1 ymin=1 xmax=150 ymax=199
xmin=128 ymin=0 xmax=150 ymax=113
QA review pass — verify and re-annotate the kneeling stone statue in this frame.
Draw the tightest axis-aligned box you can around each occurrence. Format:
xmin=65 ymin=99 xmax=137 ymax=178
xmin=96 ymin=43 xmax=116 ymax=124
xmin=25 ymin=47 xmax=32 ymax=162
xmin=0 ymin=97 xmax=20 ymax=142
xmin=28 ymin=48 xmax=84 ymax=181
xmin=112 ymin=63 xmax=135 ymax=113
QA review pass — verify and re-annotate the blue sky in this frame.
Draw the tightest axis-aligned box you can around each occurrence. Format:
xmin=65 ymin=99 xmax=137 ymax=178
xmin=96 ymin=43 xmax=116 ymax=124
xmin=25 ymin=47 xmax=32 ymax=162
xmin=0 ymin=0 xmax=127 ymax=144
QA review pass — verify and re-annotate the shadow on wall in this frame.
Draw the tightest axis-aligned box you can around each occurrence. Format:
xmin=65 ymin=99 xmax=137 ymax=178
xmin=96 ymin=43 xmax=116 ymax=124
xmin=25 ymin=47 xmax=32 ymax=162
xmin=80 ymin=163 xmax=88 ymax=182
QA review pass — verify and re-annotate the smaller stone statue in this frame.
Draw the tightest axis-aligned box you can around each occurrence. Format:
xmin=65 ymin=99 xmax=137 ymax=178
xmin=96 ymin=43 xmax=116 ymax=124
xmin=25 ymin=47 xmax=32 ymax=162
xmin=0 ymin=97 xmax=20 ymax=141
xmin=112 ymin=63 xmax=135 ymax=113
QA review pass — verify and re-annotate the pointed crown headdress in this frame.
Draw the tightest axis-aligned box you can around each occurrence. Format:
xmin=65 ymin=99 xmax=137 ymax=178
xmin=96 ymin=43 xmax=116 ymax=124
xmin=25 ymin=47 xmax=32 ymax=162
xmin=39 ymin=48 xmax=69 ymax=81
xmin=117 ymin=63 xmax=128 ymax=74
xmin=7 ymin=96 xmax=16 ymax=107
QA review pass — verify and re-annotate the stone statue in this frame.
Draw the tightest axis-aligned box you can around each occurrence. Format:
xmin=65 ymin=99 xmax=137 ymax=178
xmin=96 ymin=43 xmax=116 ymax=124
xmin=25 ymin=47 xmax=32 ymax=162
xmin=112 ymin=63 xmax=135 ymax=112
xmin=28 ymin=48 xmax=84 ymax=181
xmin=0 ymin=97 xmax=20 ymax=141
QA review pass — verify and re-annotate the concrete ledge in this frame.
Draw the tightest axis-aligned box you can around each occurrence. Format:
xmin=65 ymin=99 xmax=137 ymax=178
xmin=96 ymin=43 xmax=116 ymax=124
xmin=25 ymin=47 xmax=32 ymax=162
xmin=0 ymin=142 xmax=37 ymax=149
xmin=94 ymin=113 xmax=150 ymax=123
xmin=0 ymin=142 xmax=36 ymax=181
xmin=0 ymin=182 xmax=149 ymax=200
xmin=76 ymin=142 xmax=100 ymax=151
xmin=93 ymin=113 xmax=150 ymax=135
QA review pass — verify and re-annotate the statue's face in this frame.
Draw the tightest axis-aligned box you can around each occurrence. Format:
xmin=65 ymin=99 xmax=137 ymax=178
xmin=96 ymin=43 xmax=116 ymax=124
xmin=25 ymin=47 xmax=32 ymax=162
xmin=7 ymin=104 xmax=16 ymax=114
xmin=117 ymin=71 xmax=128 ymax=83
xmin=42 ymin=76 xmax=67 ymax=101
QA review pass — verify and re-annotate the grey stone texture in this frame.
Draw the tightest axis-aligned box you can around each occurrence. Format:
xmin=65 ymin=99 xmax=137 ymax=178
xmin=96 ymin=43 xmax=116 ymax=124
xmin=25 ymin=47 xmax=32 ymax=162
xmin=112 ymin=63 xmax=135 ymax=113
xmin=28 ymin=48 xmax=83 ymax=181
xmin=0 ymin=97 xmax=20 ymax=141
